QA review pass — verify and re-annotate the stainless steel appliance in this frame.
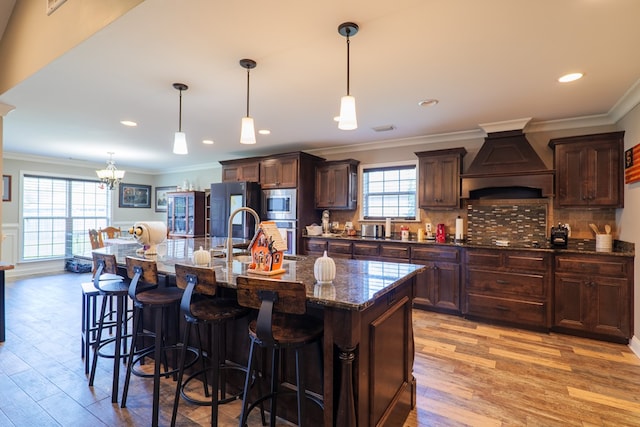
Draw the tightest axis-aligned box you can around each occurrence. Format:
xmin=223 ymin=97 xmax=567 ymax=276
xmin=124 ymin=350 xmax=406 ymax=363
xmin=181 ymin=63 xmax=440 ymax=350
xmin=272 ymin=220 xmax=297 ymax=255
xmin=262 ymin=188 xmax=297 ymax=220
xmin=262 ymin=189 xmax=297 ymax=254
xmin=361 ymin=224 xmax=385 ymax=238
xmin=210 ymin=181 xmax=261 ymax=238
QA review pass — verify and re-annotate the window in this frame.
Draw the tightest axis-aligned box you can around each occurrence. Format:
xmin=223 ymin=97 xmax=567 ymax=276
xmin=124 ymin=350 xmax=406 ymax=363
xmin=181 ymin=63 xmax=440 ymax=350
xmin=362 ymin=163 xmax=417 ymax=219
xmin=22 ymin=175 xmax=111 ymax=261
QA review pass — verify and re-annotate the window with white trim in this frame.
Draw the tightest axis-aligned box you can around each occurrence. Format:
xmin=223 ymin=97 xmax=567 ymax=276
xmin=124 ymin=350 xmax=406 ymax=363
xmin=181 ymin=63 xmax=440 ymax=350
xmin=361 ymin=164 xmax=417 ymax=220
xmin=22 ymin=175 xmax=111 ymax=261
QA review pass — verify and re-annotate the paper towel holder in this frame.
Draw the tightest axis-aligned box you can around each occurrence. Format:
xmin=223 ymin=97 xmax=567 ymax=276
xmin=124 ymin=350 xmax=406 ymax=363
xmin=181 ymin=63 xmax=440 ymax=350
xmin=454 ymin=216 xmax=465 ymax=244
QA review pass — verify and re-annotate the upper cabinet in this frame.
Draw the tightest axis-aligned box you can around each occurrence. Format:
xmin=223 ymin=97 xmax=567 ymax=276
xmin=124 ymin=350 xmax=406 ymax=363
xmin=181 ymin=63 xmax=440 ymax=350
xmin=415 ymin=148 xmax=466 ymax=209
xmin=315 ymin=159 xmax=359 ymax=210
xmin=260 ymin=155 xmax=298 ymax=188
xmin=549 ymin=131 xmax=625 ymax=208
xmin=220 ymin=159 xmax=260 ymax=183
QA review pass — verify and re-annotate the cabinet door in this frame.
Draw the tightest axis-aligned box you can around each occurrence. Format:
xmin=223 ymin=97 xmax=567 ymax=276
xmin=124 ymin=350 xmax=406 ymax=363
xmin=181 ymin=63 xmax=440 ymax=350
xmin=554 ymin=274 xmax=588 ymax=330
xmin=418 ymin=154 xmax=461 ymax=208
xmin=222 ymin=162 xmax=260 ymax=183
xmin=261 ymin=157 xmax=298 ymax=188
xmin=552 ymin=132 xmax=623 ymax=208
xmin=315 ymin=163 xmax=356 ymax=209
xmin=315 ymin=166 xmax=334 ymax=208
xmin=590 ymin=275 xmax=629 ymax=338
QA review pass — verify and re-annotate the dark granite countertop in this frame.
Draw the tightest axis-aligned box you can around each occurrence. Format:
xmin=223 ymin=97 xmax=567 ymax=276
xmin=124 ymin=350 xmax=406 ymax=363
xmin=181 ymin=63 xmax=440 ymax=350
xmin=89 ymin=238 xmax=426 ymax=311
xmin=304 ymin=234 xmax=635 ymax=257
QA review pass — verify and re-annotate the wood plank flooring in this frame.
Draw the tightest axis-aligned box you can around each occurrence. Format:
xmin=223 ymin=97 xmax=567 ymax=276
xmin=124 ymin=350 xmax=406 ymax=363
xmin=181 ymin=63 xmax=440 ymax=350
xmin=2 ymin=272 xmax=640 ymax=426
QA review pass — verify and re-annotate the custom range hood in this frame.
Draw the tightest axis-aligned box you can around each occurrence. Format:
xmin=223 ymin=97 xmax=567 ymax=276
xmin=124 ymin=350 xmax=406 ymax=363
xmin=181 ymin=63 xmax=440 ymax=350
xmin=461 ymin=119 xmax=554 ymax=199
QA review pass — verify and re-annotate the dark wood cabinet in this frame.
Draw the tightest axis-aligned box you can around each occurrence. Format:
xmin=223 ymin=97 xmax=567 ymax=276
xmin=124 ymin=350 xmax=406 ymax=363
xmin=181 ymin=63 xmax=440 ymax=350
xmin=303 ymin=238 xmax=328 ymax=256
xmin=260 ymin=155 xmax=298 ymax=188
xmin=166 ymin=191 xmax=207 ymax=237
xmin=315 ymin=159 xmax=359 ymax=210
xmin=554 ymin=254 xmax=633 ymax=343
xmin=220 ymin=159 xmax=260 ymax=183
xmin=415 ymin=148 xmax=466 ymax=209
xmin=464 ymin=248 xmax=551 ymax=328
xmin=549 ymin=131 xmax=624 ymax=208
xmin=411 ymin=246 xmax=461 ymax=313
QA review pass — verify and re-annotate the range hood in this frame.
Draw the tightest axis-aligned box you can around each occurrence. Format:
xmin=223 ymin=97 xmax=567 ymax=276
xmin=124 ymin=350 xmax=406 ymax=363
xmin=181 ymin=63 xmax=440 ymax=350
xmin=461 ymin=123 xmax=554 ymax=199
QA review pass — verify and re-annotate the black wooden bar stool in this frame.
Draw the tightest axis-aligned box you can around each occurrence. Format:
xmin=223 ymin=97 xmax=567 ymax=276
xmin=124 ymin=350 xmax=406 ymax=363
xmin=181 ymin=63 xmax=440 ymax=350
xmin=171 ymin=264 xmax=251 ymax=427
xmin=236 ymin=276 xmax=324 ymax=427
xmin=88 ymin=252 xmax=130 ymax=403
xmin=120 ymin=256 xmax=187 ymax=427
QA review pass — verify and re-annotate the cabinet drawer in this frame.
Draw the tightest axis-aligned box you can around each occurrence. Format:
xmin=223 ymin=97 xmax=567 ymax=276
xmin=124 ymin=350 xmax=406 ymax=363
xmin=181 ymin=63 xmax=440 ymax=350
xmin=466 ymin=293 xmax=547 ymax=327
xmin=466 ymin=251 xmax=501 ymax=268
xmin=467 ymin=269 xmax=546 ymax=297
xmin=504 ymin=253 xmax=549 ymax=272
xmin=380 ymin=244 xmax=410 ymax=260
xmin=353 ymin=242 xmax=380 ymax=257
xmin=305 ymin=239 xmax=327 ymax=254
xmin=328 ymin=241 xmax=352 ymax=257
xmin=555 ymin=256 xmax=628 ymax=277
xmin=412 ymin=246 xmax=459 ymax=263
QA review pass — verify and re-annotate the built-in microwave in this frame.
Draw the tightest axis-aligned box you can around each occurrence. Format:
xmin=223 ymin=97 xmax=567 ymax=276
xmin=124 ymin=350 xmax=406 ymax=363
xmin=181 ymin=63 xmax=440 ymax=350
xmin=262 ymin=188 xmax=297 ymax=220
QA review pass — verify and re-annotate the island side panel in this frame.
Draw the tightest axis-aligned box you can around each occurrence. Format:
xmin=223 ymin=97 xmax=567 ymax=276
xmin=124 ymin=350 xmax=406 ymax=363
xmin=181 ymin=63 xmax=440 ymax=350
xmin=326 ymin=274 xmax=416 ymax=427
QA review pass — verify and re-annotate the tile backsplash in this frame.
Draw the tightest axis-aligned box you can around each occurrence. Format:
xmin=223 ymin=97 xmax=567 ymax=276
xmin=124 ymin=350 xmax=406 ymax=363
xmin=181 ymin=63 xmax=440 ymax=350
xmin=466 ymin=199 xmax=547 ymax=246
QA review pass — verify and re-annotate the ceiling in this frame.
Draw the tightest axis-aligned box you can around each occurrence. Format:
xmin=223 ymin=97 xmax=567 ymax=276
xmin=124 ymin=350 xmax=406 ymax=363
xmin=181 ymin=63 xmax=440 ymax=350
xmin=2 ymin=0 xmax=640 ymax=173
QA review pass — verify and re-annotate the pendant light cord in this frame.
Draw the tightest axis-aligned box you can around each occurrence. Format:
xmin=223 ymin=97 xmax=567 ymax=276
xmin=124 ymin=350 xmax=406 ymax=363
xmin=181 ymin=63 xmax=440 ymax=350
xmin=246 ymin=67 xmax=251 ymax=117
xmin=346 ymin=35 xmax=351 ymax=96
xmin=178 ymin=89 xmax=183 ymax=132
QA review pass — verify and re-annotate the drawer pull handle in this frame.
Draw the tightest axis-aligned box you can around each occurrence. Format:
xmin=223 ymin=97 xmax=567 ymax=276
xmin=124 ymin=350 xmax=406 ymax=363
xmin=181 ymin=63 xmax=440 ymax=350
xmin=496 ymin=279 xmax=510 ymax=285
xmin=495 ymin=305 xmax=509 ymax=311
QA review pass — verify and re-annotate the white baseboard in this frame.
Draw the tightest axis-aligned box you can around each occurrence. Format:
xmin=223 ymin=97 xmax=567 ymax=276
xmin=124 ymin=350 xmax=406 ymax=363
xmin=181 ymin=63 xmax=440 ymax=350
xmin=629 ymin=335 xmax=640 ymax=359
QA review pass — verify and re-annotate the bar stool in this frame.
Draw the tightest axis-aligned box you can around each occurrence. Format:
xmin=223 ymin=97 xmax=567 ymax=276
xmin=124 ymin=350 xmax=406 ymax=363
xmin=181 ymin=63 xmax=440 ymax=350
xmin=170 ymin=264 xmax=251 ymax=427
xmin=81 ymin=253 xmax=127 ymax=375
xmin=88 ymin=252 xmax=130 ymax=403
xmin=120 ymin=256 xmax=186 ymax=427
xmin=236 ymin=276 xmax=324 ymax=427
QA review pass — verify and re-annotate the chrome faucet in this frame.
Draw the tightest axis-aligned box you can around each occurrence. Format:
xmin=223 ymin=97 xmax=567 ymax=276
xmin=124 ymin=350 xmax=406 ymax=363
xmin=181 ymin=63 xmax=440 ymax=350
xmin=226 ymin=206 xmax=261 ymax=265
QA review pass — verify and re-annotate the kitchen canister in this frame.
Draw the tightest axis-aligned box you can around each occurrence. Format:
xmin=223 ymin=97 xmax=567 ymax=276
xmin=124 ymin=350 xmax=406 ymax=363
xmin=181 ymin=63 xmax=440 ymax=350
xmin=595 ymin=234 xmax=613 ymax=252
xmin=314 ymin=250 xmax=336 ymax=284
xmin=192 ymin=246 xmax=211 ymax=266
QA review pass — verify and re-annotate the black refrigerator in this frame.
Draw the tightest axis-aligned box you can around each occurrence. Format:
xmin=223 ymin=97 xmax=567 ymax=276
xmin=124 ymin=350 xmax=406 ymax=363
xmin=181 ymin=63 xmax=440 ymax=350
xmin=209 ymin=181 xmax=261 ymax=238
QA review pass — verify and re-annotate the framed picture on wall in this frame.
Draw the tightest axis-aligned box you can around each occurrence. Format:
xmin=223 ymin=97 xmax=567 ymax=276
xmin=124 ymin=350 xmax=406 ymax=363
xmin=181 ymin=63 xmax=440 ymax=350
xmin=2 ymin=175 xmax=11 ymax=202
xmin=155 ymin=186 xmax=177 ymax=212
xmin=119 ymin=183 xmax=151 ymax=208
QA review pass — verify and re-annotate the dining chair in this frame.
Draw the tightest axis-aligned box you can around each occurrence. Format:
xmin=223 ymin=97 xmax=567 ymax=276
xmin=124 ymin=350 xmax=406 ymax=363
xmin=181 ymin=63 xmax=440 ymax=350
xmin=99 ymin=226 xmax=122 ymax=240
xmin=88 ymin=229 xmax=104 ymax=249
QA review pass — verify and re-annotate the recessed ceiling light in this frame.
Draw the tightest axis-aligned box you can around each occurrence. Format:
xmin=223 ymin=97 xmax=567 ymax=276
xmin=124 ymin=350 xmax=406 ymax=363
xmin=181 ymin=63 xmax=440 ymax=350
xmin=258 ymin=129 xmax=271 ymax=135
xmin=202 ymin=139 xmax=214 ymax=145
xmin=372 ymin=125 xmax=395 ymax=132
xmin=418 ymin=99 xmax=439 ymax=107
xmin=558 ymin=72 xmax=583 ymax=83
xmin=120 ymin=120 xmax=137 ymax=127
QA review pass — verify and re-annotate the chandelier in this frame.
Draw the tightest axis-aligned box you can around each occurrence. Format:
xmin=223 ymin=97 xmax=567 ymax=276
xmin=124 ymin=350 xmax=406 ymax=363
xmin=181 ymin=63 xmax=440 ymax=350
xmin=96 ymin=152 xmax=125 ymax=190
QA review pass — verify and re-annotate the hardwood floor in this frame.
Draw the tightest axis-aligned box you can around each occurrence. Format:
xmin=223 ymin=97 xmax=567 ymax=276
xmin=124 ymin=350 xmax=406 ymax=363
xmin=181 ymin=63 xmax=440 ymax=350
xmin=2 ymin=272 xmax=640 ymax=426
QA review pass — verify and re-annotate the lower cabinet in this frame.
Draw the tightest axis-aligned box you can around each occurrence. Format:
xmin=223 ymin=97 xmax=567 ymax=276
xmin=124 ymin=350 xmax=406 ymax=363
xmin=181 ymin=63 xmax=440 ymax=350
xmin=464 ymin=248 xmax=552 ymax=329
xmin=554 ymin=254 xmax=633 ymax=343
xmin=411 ymin=246 xmax=461 ymax=313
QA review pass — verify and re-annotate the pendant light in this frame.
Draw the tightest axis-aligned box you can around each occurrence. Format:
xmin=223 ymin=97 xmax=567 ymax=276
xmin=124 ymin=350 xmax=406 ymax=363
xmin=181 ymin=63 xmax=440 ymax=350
xmin=338 ymin=22 xmax=359 ymax=130
xmin=96 ymin=152 xmax=125 ymax=190
xmin=239 ymin=59 xmax=257 ymax=145
xmin=173 ymin=83 xmax=188 ymax=154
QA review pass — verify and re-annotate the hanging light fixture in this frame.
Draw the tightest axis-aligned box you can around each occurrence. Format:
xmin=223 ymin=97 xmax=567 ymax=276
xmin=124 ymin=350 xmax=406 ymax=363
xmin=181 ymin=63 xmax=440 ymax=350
xmin=96 ymin=152 xmax=125 ymax=190
xmin=173 ymin=83 xmax=189 ymax=154
xmin=338 ymin=22 xmax=359 ymax=130
xmin=239 ymin=59 xmax=257 ymax=144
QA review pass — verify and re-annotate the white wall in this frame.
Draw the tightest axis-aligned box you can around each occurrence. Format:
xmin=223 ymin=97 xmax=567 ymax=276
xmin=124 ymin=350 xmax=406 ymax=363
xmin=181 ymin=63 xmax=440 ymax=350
xmin=616 ymin=102 xmax=640 ymax=354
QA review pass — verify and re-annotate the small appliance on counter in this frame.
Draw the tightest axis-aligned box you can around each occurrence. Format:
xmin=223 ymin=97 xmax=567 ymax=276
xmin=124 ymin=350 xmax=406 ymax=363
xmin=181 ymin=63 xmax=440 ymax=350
xmin=550 ymin=223 xmax=569 ymax=248
xmin=361 ymin=224 xmax=385 ymax=238
xmin=436 ymin=223 xmax=446 ymax=243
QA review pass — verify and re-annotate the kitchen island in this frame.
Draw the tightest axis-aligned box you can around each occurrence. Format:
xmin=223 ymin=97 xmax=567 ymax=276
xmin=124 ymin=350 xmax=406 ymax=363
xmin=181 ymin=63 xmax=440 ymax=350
xmin=90 ymin=237 xmax=426 ymax=426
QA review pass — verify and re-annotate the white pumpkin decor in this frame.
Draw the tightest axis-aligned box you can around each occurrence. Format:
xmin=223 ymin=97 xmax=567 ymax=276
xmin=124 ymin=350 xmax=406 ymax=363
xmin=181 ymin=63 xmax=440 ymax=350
xmin=192 ymin=246 xmax=211 ymax=267
xmin=314 ymin=250 xmax=336 ymax=284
